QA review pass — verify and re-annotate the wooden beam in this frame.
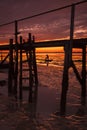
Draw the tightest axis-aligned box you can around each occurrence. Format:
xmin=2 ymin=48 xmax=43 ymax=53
xmin=0 ymin=38 xmax=87 ymax=50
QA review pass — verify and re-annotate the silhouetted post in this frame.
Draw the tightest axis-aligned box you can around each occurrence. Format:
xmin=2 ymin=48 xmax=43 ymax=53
xmin=0 ymin=51 xmax=3 ymax=61
xmin=60 ymin=44 xmax=69 ymax=115
xmin=69 ymin=4 xmax=75 ymax=65
xmin=8 ymin=39 xmax=13 ymax=95
xmin=60 ymin=4 xmax=75 ymax=115
xmin=81 ymin=45 xmax=86 ymax=105
xmin=32 ymin=36 xmax=38 ymax=86
xmin=19 ymin=36 xmax=23 ymax=100
xmin=28 ymin=33 xmax=33 ymax=102
xmin=14 ymin=20 xmax=18 ymax=97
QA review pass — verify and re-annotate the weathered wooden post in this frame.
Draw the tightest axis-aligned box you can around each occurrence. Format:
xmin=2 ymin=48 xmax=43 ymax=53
xmin=0 ymin=51 xmax=3 ymax=61
xmin=32 ymin=35 xmax=38 ymax=86
xmin=81 ymin=45 xmax=86 ymax=105
xmin=60 ymin=4 xmax=75 ymax=115
xmin=19 ymin=36 xmax=23 ymax=100
xmin=28 ymin=33 xmax=33 ymax=102
xmin=8 ymin=39 xmax=14 ymax=95
xmin=60 ymin=43 xmax=69 ymax=115
xmin=14 ymin=20 xmax=18 ymax=97
xmin=69 ymin=4 xmax=75 ymax=63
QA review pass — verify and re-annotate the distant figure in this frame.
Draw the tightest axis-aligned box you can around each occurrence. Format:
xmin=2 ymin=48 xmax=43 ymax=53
xmin=45 ymin=54 xmax=49 ymax=66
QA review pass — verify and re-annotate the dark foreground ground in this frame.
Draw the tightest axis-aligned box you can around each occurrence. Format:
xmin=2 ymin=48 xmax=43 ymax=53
xmin=0 ymin=65 xmax=87 ymax=130
xmin=0 ymin=94 xmax=87 ymax=130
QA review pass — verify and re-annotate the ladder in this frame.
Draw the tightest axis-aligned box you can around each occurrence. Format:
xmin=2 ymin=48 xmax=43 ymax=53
xmin=19 ymin=34 xmax=38 ymax=102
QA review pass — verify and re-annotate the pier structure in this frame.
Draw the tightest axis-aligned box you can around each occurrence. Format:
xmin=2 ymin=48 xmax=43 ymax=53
xmin=19 ymin=33 xmax=38 ymax=102
xmin=0 ymin=0 xmax=87 ymax=115
xmin=7 ymin=33 xmax=38 ymax=102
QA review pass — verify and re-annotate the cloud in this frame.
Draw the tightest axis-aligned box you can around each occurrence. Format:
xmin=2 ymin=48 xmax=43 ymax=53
xmin=0 ymin=0 xmax=87 ymax=42
xmin=0 ymin=0 xmax=85 ymax=24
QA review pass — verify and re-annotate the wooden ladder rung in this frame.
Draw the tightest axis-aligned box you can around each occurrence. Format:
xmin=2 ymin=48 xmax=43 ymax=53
xmin=22 ymin=50 xmax=29 ymax=53
xmin=22 ymin=60 xmax=29 ymax=63
xmin=22 ymin=86 xmax=35 ymax=91
xmin=22 ymin=69 xmax=30 ymax=71
xmin=22 ymin=86 xmax=29 ymax=90
xmin=22 ymin=77 xmax=30 ymax=80
xmin=24 ymin=68 xmax=34 ymax=70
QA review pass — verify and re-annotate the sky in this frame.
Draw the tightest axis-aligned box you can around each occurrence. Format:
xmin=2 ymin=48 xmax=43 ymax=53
xmin=0 ymin=0 xmax=87 ymax=43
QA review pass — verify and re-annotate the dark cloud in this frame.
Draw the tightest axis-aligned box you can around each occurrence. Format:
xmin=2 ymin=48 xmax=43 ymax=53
xmin=0 ymin=0 xmax=87 ymax=41
xmin=0 ymin=0 xmax=84 ymax=24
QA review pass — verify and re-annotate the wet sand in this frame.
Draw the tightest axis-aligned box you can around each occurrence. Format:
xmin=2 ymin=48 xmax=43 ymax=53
xmin=0 ymin=94 xmax=87 ymax=130
xmin=0 ymin=65 xmax=87 ymax=130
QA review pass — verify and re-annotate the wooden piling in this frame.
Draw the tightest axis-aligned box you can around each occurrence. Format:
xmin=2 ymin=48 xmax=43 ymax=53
xmin=28 ymin=33 xmax=33 ymax=102
xmin=19 ymin=36 xmax=23 ymax=100
xmin=69 ymin=4 xmax=75 ymax=64
xmin=14 ymin=20 xmax=18 ymax=97
xmin=32 ymin=36 xmax=38 ymax=86
xmin=60 ymin=44 xmax=69 ymax=115
xmin=8 ymin=39 xmax=14 ymax=95
xmin=81 ymin=45 xmax=86 ymax=105
xmin=60 ymin=4 xmax=75 ymax=115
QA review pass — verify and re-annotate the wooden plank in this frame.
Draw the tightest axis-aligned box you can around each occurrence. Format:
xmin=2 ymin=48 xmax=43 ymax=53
xmin=22 ymin=77 xmax=30 ymax=80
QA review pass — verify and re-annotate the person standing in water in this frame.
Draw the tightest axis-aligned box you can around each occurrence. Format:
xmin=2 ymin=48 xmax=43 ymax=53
xmin=45 ymin=54 xmax=49 ymax=66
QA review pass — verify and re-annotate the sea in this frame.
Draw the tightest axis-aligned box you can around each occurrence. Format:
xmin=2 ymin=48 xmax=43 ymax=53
xmin=36 ymin=51 xmax=86 ymax=67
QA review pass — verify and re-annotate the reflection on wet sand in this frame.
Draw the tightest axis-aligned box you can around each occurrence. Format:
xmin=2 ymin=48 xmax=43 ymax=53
xmin=0 ymin=94 xmax=87 ymax=130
